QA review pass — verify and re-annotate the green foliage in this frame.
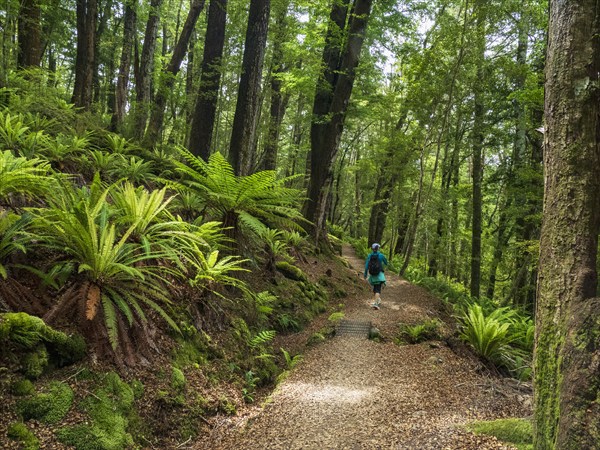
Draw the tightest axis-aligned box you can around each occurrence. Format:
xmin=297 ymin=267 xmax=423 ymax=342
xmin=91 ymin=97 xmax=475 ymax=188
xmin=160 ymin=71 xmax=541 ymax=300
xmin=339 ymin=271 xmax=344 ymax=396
xmin=0 ymin=212 xmax=29 ymax=279
xmin=397 ymin=319 xmax=441 ymax=344
xmin=275 ymin=313 xmax=301 ymax=332
xmin=18 ymin=381 xmax=74 ymax=423
xmin=165 ymin=149 xmax=305 ymax=242
xmin=0 ymin=149 xmax=52 ymax=201
xmin=7 ymin=422 xmax=39 ymax=450
xmin=56 ymin=372 xmax=136 ymax=450
xmin=249 ymin=330 xmax=277 ymax=349
xmin=27 ymin=178 xmax=185 ymax=348
xmin=468 ymin=418 xmax=533 ymax=450
xmin=328 ymin=312 xmax=345 ymax=323
xmin=459 ymin=304 xmax=518 ymax=367
xmin=280 ymin=347 xmax=303 ymax=370
xmin=242 ymin=370 xmax=259 ymax=403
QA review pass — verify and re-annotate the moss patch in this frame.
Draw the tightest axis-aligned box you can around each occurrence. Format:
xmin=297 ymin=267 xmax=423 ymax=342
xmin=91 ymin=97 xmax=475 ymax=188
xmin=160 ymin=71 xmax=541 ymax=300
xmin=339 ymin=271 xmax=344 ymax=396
xmin=11 ymin=378 xmax=35 ymax=396
xmin=275 ymin=261 xmax=307 ymax=281
xmin=18 ymin=381 xmax=74 ymax=423
xmin=56 ymin=372 xmax=136 ymax=450
xmin=468 ymin=418 xmax=533 ymax=450
xmin=7 ymin=422 xmax=39 ymax=450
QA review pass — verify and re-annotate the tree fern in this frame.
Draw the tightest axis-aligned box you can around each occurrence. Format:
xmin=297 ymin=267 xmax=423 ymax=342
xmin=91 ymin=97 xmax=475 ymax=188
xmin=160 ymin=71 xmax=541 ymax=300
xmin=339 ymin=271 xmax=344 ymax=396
xmin=168 ymin=149 xmax=305 ymax=244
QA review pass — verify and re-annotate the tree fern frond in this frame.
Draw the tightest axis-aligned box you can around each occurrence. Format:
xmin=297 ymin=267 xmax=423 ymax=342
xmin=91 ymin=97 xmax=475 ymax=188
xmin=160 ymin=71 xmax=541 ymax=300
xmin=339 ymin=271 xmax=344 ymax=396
xmin=102 ymin=294 xmax=119 ymax=350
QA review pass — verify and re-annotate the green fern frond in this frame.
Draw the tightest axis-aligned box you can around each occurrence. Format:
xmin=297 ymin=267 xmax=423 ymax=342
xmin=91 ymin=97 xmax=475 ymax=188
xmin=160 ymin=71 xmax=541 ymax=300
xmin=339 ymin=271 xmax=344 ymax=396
xmin=249 ymin=330 xmax=276 ymax=349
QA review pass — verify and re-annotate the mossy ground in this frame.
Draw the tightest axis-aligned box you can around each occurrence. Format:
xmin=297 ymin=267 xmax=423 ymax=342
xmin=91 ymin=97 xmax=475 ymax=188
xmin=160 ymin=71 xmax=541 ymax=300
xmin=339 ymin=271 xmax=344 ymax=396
xmin=468 ymin=418 xmax=533 ymax=450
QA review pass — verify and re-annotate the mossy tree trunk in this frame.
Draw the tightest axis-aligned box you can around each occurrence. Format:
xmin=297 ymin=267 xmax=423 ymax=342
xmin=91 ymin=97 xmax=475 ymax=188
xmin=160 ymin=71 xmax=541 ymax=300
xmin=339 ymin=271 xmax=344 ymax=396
xmin=534 ymin=1 xmax=600 ymax=448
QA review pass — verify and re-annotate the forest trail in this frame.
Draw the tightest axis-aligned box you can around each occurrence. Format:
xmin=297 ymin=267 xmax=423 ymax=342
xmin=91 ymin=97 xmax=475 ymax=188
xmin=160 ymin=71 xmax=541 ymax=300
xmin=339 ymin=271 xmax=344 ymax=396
xmin=203 ymin=246 xmax=530 ymax=449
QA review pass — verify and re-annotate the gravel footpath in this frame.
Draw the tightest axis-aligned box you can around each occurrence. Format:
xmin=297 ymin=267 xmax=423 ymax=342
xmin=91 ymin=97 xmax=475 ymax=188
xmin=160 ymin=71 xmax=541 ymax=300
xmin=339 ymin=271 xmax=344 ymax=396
xmin=202 ymin=247 xmax=531 ymax=449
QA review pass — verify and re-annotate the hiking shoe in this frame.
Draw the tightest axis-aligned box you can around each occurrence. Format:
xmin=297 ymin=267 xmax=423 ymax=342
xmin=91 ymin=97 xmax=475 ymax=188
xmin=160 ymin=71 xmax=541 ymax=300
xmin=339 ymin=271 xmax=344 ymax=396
xmin=371 ymin=303 xmax=380 ymax=310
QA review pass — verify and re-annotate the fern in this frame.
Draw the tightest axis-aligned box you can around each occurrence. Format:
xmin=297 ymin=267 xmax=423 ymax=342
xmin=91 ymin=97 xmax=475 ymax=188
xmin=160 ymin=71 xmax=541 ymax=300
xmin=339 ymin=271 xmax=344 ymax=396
xmin=170 ymin=149 xmax=305 ymax=244
xmin=249 ymin=330 xmax=276 ymax=349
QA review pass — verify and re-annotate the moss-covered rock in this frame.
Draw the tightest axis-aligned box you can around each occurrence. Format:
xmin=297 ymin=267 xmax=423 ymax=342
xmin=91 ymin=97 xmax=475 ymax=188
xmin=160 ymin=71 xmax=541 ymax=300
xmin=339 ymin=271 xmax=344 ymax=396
xmin=18 ymin=381 xmax=74 ymax=423
xmin=56 ymin=372 xmax=136 ymax=450
xmin=11 ymin=379 xmax=35 ymax=396
xmin=7 ymin=422 xmax=39 ymax=450
xmin=275 ymin=261 xmax=307 ymax=282
xmin=0 ymin=312 xmax=86 ymax=378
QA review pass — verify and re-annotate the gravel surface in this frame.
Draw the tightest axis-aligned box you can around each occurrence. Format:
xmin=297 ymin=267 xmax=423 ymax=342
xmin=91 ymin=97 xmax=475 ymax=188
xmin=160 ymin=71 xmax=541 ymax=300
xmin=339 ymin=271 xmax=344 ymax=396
xmin=200 ymin=247 xmax=531 ymax=450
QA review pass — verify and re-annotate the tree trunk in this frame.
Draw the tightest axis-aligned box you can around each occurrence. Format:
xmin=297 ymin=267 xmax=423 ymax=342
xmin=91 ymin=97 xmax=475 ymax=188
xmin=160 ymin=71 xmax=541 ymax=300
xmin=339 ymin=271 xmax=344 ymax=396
xmin=144 ymin=0 xmax=206 ymax=147
xmin=134 ymin=0 xmax=163 ymax=139
xmin=303 ymin=0 xmax=373 ymax=246
xmin=228 ymin=0 xmax=270 ymax=175
xmin=470 ymin=0 xmax=485 ymax=299
xmin=260 ymin=1 xmax=290 ymax=171
xmin=72 ymin=0 xmax=98 ymax=109
xmin=111 ymin=0 xmax=137 ymax=131
xmin=534 ymin=1 xmax=600 ymax=448
xmin=188 ymin=0 xmax=228 ymax=159
xmin=17 ymin=0 xmax=42 ymax=68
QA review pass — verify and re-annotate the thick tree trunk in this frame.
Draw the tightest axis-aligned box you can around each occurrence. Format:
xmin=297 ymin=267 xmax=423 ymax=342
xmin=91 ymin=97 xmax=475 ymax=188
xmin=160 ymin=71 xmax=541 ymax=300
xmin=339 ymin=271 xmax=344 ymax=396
xmin=17 ymin=0 xmax=42 ymax=68
xmin=534 ymin=1 xmax=600 ymax=448
xmin=144 ymin=0 xmax=206 ymax=147
xmin=72 ymin=0 xmax=98 ymax=109
xmin=228 ymin=0 xmax=270 ymax=175
xmin=134 ymin=0 xmax=163 ymax=139
xmin=189 ymin=0 xmax=228 ymax=160
xmin=470 ymin=0 xmax=485 ymax=299
xmin=111 ymin=0 xmax=137 ymax=131
xmin=304 ymin=0 xmax=373 ymax=246
xmin=261 ymin=1 xmax=290 ymax=171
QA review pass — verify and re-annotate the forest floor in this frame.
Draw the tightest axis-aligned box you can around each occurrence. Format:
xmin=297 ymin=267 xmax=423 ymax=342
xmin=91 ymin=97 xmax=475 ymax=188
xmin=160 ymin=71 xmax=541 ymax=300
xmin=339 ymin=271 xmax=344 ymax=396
xmin=199 ymin=246 xmax=532 ymax=450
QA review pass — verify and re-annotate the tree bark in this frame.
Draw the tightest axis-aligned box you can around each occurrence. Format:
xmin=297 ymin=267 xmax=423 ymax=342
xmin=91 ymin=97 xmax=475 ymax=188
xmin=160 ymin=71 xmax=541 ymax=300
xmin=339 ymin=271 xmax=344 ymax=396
xmin=111 ymin=0 xmax=137 ymax=131
xmin=534 ymin=1 xmax=600 ymax=448
xmin=17 ymin=0 xmax=42 ymax=68
xmin=144 ymin=0 xmax=206 ymax=147
xmin=134 ymin=0 xmax=163 ymax=139
xmin=470 ymin=0 xmax=486 ymax=299
xmin=72 ymin=0 xmax=98 ymax=109
xmin=228 ymin=0 xmax=270 ymax=175
xmin=260 ymin=1 xmax=290 ymax=171
xmin=189 ymin=0 xmax=228 ymax=159
xmin=303 ymin=0 xmax=373 ymax=246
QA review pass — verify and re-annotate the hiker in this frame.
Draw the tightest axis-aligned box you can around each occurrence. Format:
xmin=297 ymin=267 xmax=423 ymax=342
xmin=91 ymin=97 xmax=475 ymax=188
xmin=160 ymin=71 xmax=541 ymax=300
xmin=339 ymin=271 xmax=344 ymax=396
xmin=364 ymin=243 xmax=388 ymax=309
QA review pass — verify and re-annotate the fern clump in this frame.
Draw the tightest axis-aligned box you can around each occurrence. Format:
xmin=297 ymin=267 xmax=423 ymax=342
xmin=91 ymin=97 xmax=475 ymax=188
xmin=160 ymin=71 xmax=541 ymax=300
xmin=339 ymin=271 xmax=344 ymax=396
xmin=166 ymin=149 xmax=305 ymax=243
xmin=18 ymin=381 xmax=74 ymax=423
xmin=396 ymin=319 xmax=441 ymax=345
xmin=7 ymin=422 xmax=39 ymax=450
